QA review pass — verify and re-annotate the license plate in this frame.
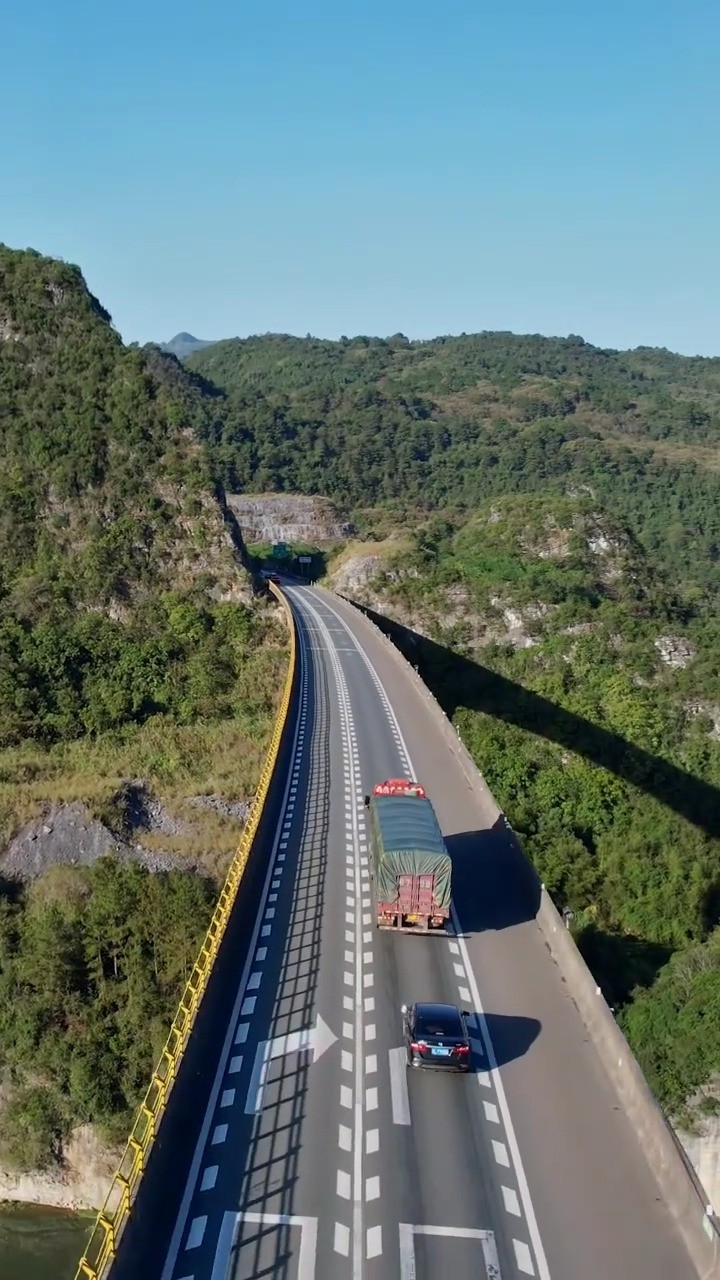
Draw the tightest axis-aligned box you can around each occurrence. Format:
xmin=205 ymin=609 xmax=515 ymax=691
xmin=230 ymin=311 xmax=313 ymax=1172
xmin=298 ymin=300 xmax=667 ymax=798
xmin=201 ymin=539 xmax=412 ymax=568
xmin=431 ymin=1047 xmax=450 ymax=1057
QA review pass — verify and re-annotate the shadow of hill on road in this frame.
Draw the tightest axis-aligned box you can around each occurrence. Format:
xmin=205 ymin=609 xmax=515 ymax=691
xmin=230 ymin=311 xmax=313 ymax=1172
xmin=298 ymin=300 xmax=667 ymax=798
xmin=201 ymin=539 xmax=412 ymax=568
xmin=351 ymin=600 xmax=720 ymax=840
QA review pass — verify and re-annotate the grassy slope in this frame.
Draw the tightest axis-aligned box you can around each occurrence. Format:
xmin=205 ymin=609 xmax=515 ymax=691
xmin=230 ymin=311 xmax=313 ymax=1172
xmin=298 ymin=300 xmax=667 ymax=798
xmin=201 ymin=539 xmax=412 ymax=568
xmin=0 ymin=246 xmax=288 ymax=1169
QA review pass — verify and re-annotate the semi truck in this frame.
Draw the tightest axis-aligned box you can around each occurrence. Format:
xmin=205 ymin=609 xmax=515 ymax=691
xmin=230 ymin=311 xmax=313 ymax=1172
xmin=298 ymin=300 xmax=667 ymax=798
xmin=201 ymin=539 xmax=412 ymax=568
xmin=364 ymin=779 xmax=452 ymax=932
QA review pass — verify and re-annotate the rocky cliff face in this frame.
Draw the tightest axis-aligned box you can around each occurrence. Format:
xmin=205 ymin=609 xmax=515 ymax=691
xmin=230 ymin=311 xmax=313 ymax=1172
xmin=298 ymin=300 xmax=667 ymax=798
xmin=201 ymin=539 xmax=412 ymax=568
xmin=226 ymin=493 xmax=353 ymax=545
xmin=0 ymin=1122 xmax=120 ymax=1210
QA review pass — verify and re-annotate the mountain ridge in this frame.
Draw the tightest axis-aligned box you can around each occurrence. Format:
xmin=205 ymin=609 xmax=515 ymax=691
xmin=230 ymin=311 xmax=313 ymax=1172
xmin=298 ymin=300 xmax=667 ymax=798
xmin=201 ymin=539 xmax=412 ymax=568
xmin=161 ymin=331 xmax=216 ymax=359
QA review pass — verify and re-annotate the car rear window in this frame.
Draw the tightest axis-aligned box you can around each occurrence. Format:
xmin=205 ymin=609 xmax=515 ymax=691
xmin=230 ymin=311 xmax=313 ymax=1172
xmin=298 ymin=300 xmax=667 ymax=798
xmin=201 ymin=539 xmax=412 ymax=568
xmin=415 ymin=1009 xmax=462 ymax=1037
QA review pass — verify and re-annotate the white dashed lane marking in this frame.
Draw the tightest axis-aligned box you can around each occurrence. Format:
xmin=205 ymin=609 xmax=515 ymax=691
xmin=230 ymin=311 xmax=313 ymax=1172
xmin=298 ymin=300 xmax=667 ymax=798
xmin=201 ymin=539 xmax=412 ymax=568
xmin=389 ymin=1047 xmax=411 ymax=1125
xmin=300 ymin=596 xmax=382 ymax=1267
xmin=334 ymin=1222 xmax=350 ymax=1256
xmin=503 ymin=1186 xmax=522 ymax=1216
xmin=492 ymin=1139 xmax=510 ymax=1167
xmin=185 ymin=1216 xmax=207 ymax=1249
xmin=367 ymin=1225 xmax=382 ymax=1258
xmin=514 ymin=1238 xmax=536 ymax=1274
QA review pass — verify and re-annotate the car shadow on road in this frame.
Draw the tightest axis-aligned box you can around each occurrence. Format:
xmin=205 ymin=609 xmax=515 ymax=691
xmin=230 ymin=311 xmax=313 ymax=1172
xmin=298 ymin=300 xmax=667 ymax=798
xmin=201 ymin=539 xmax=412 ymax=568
xmin=469 ymin=1011 xmax=542 ymax=1068
xmin=445 ymin=821 xmax=541 ymax=933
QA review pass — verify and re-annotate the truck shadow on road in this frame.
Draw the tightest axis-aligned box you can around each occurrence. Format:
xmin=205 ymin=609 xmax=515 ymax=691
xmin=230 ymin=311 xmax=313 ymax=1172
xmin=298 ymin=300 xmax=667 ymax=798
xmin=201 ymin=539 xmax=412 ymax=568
xmin=351 ymin=600 xmax=720 ymax=840
xmin=445 ymin=825 xmax=541 ymax=932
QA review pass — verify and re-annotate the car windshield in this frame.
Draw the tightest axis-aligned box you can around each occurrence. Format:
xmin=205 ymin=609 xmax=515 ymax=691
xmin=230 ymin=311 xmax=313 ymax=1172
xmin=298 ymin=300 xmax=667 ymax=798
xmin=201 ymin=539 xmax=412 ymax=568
xmin=415 ymin=1009 xmax=462 ymax=1037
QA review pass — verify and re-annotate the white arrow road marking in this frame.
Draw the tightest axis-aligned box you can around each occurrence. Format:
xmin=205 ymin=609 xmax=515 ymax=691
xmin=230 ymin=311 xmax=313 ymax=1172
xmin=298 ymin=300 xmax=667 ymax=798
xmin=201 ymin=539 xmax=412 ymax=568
xmin=245 ymin=1014 xmax=338 ymax=1113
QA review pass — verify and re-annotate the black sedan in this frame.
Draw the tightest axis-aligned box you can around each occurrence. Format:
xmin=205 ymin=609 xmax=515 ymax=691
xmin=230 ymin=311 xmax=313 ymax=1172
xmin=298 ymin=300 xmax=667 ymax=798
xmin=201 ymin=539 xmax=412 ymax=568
xmin=401 ymin=1001 xmax=471 ymax=1071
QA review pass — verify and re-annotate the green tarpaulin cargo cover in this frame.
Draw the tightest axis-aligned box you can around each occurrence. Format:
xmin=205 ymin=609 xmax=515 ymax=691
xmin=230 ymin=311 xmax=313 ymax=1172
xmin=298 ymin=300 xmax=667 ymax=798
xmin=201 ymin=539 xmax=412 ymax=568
xmin=370 ymin=793 xmax=452 ymax=909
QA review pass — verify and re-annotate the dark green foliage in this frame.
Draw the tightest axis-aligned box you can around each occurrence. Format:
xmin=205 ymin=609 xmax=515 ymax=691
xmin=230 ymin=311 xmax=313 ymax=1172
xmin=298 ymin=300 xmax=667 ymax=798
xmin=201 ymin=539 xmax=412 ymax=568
xmin=358 ymin=494 xmax=720 ymax=1112
xmin=0 ymin=244 xmax=220 ymax=612
xmin=0 ymin=594 xmax=276 ymax=748
xmin=0 ymin=247 xmax=286 ymax=1166
xmin=0 ymin=860 xmax=215 ymax=1167
xmin=619 ymin=932 xmax=720 ymax=1115
xmin=188 ymin=332 xmax=720 ymax=599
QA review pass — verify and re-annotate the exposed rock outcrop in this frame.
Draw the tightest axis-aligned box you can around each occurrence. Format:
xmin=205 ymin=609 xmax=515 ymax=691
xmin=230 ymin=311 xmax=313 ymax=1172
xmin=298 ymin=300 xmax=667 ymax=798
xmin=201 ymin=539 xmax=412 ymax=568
xmin=655 ymin=635 xmax=696 ymax=669
xmin=0 ymin=801 xmax=189 ymax=882
xmin=0 ymin=1124 xmax=119 ymax=1210
xmin=0 ymin=783 xmax=250 ymax=884
xmin=227 ymin=493 xmax=352 ymax=545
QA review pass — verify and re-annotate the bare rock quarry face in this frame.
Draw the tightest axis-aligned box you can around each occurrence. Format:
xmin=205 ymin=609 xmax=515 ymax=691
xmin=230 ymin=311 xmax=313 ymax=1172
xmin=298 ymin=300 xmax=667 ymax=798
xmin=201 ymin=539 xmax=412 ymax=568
xmin=226 ymin=493 xmax=352 ymax=545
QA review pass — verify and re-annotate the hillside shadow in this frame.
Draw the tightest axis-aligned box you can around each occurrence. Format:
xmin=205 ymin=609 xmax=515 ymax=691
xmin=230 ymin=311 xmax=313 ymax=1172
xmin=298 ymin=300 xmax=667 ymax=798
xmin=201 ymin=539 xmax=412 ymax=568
xmin=351 ymin=600 xmax=720 ymax=839
xmin=577 ymin=924 xmax=673 ymax=1009
xmin=445 ymin=821 xmax=540 ymax=931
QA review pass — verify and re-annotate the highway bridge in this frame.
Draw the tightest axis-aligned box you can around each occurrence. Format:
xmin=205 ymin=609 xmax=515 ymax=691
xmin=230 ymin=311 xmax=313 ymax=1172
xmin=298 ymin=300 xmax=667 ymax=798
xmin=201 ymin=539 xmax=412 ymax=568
xmin=105 ymin=584 xmax=700 ymax=1280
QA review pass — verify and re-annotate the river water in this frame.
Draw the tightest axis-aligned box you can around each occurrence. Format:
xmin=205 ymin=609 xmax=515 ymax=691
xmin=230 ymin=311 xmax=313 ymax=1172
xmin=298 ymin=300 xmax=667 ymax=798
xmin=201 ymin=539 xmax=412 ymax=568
xmin=0 ymin=1204 xmax=91 ymax=1280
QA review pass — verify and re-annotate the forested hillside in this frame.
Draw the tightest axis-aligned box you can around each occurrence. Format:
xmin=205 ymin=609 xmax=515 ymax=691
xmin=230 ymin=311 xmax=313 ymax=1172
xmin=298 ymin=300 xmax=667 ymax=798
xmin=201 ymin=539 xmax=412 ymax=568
xmin=0 ymin=246 xmax=285 ymax=1170
xmin=188 ymin=328 xmax=720 ymax=1113
xmin=330 ymin=496 xmax=720 ymax=1118
xmin=188 ymin=332 xmax=720 ymax=598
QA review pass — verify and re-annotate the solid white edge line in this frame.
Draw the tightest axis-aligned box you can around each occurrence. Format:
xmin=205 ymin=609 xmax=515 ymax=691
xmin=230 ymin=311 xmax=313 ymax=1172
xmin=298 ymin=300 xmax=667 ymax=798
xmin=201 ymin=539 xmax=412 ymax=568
xmin=314 ymin=587 xmax=552 ymax=1280
xmin=160 ymin=616 xmax=307 ymax=1280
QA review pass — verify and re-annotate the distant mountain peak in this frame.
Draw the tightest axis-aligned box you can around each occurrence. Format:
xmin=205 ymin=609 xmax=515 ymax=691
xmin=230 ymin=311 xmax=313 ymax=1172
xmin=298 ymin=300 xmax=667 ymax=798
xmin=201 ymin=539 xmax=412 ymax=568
xmin=161 ymin=332 xmax=216 ymax=359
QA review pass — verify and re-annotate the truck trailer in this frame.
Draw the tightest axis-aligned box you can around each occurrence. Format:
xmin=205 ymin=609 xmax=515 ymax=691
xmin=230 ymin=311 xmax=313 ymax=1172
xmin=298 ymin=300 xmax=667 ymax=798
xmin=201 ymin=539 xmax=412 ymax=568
xmin=365 ymin=779 xmax=451 ymax=932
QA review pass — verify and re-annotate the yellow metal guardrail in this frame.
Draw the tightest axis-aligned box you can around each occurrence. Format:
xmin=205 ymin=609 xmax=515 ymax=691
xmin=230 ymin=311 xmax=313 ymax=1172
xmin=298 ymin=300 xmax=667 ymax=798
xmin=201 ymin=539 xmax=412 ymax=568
xmin=75 ymin=583 xmax=296 ymax=1280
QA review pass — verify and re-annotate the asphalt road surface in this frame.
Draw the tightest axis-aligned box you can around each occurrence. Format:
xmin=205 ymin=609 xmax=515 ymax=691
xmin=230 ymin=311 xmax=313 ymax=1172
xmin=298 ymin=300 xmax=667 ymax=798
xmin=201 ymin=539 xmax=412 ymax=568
xmin=157 ymin=583 xmax=697 ymax=1280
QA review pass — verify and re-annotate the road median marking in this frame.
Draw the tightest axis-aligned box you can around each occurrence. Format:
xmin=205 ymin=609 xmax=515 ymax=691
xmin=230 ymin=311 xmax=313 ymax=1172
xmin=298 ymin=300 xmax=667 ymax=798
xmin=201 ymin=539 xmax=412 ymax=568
xmin=389 ymin=1046 xmax=412 ymax=1125
xmin=399 ymin=1223 xmax=501 ymax=1280
xmin=212 ymin=1211 xmax=317 ymax=1280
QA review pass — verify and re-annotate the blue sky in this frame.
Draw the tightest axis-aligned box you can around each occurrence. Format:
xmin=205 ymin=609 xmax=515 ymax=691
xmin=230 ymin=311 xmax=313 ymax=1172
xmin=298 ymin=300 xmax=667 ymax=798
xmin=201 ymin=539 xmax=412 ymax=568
xmin=2 ymin=0 xmax=718 ymax=353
